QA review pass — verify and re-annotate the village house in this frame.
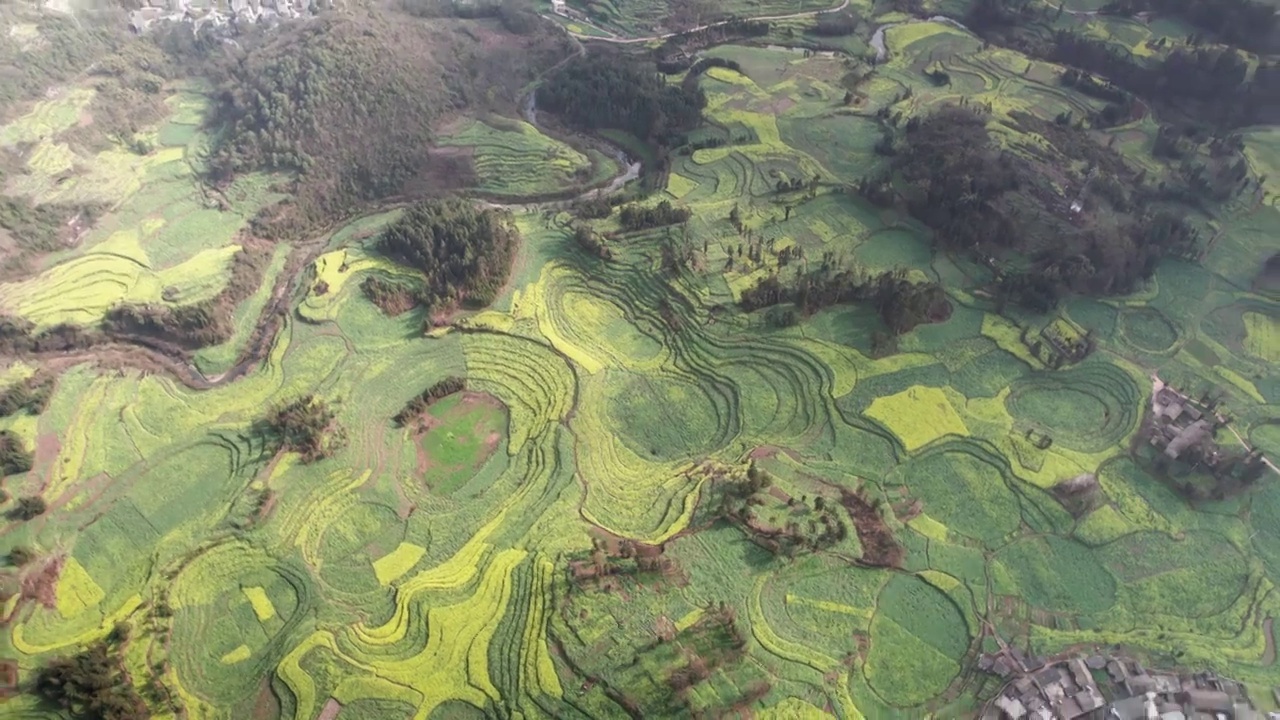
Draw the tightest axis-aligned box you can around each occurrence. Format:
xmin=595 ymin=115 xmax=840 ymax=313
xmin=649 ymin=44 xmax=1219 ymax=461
xmin=983 ymin=652 xmax=1267 ymax=720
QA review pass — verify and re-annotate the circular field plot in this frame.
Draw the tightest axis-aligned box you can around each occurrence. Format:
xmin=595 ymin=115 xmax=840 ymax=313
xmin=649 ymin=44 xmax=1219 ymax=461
xmin=317 ymin=501 xmax=408 ymax=596
xmin=170 ymin=543 xmax=308 ymax=708
xmin=604 ymin=371 xmax=723 ymax=461
xmin=994 ymin=535 xmax=1116 ymax=614
xmin=417 ymin=393 xmax=508 ymax=496
xmin=1119 ymin=306 xmax=1178 ymax=352
xmin=1100 ymin=531 xmax=1247 ymax=618
xmin=1006 ymin=364 xmax=1139 ymax=453
xmin=891 ymin=446 xmax=1020 ymax=545
xmin=865 ymin=574 xmax=969 ymax=707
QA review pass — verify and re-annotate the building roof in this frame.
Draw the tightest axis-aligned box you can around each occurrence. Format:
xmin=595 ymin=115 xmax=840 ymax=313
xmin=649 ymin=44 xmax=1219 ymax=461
xmin=1165 ymin=419 xmax=1212 ymax=459
xmin=1108 ymin=695 xmax=1155 ymax=720
xmin=1181 ymin=688 xmax=1233 ymax=712
xmin=1076 ymin=690 xmax=1105 ymax=712
xmin=997 ymin=695 xmax=1027 ymax=719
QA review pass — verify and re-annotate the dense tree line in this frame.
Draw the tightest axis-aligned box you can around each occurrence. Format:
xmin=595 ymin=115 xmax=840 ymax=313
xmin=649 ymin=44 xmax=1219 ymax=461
xmin=101 ymin=244 xmax=272 ymax=348
xmin=32 ymin=639 xmax=148 ymax=720
xmin=0 ymin=11 xmax=124 ymax=111
xmin=874 ymin=107 xmax=1202 ymax=309
xmin=740 ymin=264 xmax=950 ymax=336
xmin=1058 ymin=68 xmax=1129 ymax=106
xmin=571 ymin=224 xmax=614 ymax=261
xmin=0 ymin=314 xmax=99 ymax=356
xmin=1259 ymin=252 xmax=1280 ymax=294
xmin=679 ymin=57 xmax=743 ymax=85
xmin=9 ymin=495 xmax=47 ymax=521
xmin=1099 ymin=0 xmax=1277 ymax=52
xmin=203 ymin=13 xmax=569 ymax=238
xmin=0 ymin=198 xmax=100 ymax=268
xmin=653 ymin=19 xmax=771 ymax=72
xmin=0 ymin=375 xmax=55 ymax=418
xmin=206 ymin=18 xmax=457 ymax=237
xmin=809 ymin=10 xmax=860 ymax=37
xmin=257 ymin=395 xmax=344 ymax=463
xmin=374 ymin=199 xmax=518 ymax=313
xmin=892 ymin=107 xmax=1021 ymax=251
xmin=537 ymin=54 xmax=706 ymax=149
xmin=393 ymin=376 xmax=466 ymax=426
xmin=968 ymin=0 xmax=1280 ymax=127
xmin=618 ymin=201 xmax=691 ymax=232
xmin=359 ymin=276 xmax=425 ymax=317
xmin=400 ymin=0 xmax=544 ymax=35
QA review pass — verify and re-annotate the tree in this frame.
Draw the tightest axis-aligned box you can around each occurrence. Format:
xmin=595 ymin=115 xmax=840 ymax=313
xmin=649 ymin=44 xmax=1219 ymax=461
xmin=9 ymin=545 xmax=34 ymax=566
xmin=258 ymin=396 xmax=345 ymax=463
xmin=33 ymin=641 xmax=149 ymax=720
xmin=9 ymin=496 xmax=46 ymax=521
xmin=375 ymin=199 xmax=519 ymax=312
xmin=0 ymin=430 xmax=33 ymax=477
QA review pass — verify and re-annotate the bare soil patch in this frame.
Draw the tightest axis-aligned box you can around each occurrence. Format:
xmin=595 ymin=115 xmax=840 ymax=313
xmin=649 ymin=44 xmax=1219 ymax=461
xmin=839 ymin=488 xmax=904 ymax=567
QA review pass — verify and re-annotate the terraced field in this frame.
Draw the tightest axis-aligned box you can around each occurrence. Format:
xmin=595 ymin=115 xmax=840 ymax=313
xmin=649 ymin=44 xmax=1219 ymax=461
xmin=0 ymin=14 xmax=1278 ymax=720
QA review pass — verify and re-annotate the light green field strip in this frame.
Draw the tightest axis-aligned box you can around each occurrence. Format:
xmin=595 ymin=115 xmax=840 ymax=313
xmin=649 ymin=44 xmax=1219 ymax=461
xmin=759 ymin=697 xmax=837 ymax=719
xmin=438 ymin=118 xmax=594 ymax=196
xmin=0 ymin=87 xmax=94 ymax=146
xmin=299 ymin=247 xmax=420 ymax=322
xmin=219 ymin=645 xmax=251 ymax=665
xmin=285 ymin=548 xmax=526 ymax=720
xmin=907 ymin=513 xmax=950 ymax=542
xmin=520 ymin=556 xmax=563 ymax=698
xmin=55 ymin=557 xmax=106 ymax=619
xmin=0 ymin=235 xmax=239 ymax=327
xmin=749 ymin=576 xmax=864 ymax=720
xmin=373 ymin=543 xmax=427 ymax=586
xmin=865 ymin=385 xmax=969 ymax=451
xmin=241 ymin=586 xmax=276 ymax=622
xmin=785 ymin=593 xmax=874 ymax=621
xmin=12 ymin=594 xmax=143 ymax=655
xmin=1242 ymin=311 xmax=1280 ymax=361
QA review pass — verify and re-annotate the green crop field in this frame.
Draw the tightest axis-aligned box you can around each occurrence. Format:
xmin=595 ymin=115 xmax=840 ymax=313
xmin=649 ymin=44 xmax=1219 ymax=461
xmin=438 ymin=118 xmax=618 ymax=199
xmin=1 ymin=6 xmax=1279 ymax=720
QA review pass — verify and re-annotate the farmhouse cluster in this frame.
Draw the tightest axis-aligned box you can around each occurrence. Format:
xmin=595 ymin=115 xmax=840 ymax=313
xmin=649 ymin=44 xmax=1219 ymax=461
xmin=983 ymin=651 xmax=1272 ymax=720
xmin=1137 ymin=379 xmax=1270 ymax=500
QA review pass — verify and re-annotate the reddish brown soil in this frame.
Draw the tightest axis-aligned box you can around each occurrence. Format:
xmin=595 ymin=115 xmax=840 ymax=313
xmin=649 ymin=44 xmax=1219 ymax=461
xmin=411 ymin=392 xmax=507 ymax=483
xmin=316 ymin=698 xmax=342 ymax=720
xmin=251 ymin=678 xmax=282 ymax=720
xmin=839 ymin=489 xmax=904 ymax=568
xmin=22 ymin=554 xmax=64 ymax=609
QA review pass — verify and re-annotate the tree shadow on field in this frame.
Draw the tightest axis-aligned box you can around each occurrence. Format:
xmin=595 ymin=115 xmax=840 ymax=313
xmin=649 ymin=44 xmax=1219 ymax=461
xmin=734 ymin=527 xmax=779 ymax=571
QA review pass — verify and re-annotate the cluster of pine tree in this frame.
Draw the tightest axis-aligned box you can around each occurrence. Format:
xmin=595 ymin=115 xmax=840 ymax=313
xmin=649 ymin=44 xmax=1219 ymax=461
xmin=374 ymin=199 xmax=518 ymax=313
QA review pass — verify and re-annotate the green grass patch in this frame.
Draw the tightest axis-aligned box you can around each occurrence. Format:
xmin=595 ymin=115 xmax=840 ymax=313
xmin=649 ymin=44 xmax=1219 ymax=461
xmin=994 ymin=535 xmax=1116 ymax=614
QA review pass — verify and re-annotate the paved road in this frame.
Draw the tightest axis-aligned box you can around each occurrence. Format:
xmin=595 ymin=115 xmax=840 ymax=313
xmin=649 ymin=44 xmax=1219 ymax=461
xmin=548 ymin=0 xmax=851 ymax=43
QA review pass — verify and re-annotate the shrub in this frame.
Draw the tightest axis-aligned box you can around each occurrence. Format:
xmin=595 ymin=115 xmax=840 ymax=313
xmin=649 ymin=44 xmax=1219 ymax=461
xmin=9 ymin=496 xmax=47 ymax=521
xmin=0 ymin=431 xmax=33 ymax=476
xmin=259 ymin=395 xmax=345 ymax=463
xmin=393 ymin=377 xmax=466 ymax=426
xmin=32 ymin=641 xmax=149 ymax=719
